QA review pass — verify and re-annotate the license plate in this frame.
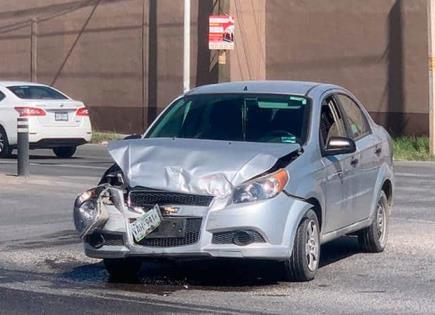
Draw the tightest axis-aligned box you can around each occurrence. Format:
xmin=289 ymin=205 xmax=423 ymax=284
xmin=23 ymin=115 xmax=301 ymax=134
xmin=145 ymin=218 xmax=186 ymax=239
xmin=55 ymin=112 xmax=68 ymax=121
xmin=130 ymin=204 xmax=162 ymax=242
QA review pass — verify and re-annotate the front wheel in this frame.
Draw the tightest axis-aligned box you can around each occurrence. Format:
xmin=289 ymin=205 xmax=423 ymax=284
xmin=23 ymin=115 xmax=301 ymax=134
xmin=284 ymin=209 xmax=320 ymax=282
xmin=53 ymin=146 xmax=77 ymax=158
xmin=358 ymin=191 xmax=390 ymax=253
xmin=103 ymin=258 xmax=142 ymax=282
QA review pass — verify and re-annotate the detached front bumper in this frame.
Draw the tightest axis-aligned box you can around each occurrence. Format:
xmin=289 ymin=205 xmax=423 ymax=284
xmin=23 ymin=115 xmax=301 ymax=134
xmin=80 ymin=187 xmax=312 ymax=260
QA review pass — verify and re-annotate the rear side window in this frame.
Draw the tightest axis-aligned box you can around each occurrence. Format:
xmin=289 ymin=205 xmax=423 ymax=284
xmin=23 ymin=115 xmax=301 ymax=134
xmin=337 ymin=94 xmax=370 ymax=140
xmin=7 ymin=85 xmax=67 ymax=100
xmin=0 ymin=91 xmax=5 ymax=101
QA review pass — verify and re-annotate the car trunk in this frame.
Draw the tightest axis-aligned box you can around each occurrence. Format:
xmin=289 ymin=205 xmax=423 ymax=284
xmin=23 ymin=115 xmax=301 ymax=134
xmin=21 ymin=99 xmax=84 ymax=127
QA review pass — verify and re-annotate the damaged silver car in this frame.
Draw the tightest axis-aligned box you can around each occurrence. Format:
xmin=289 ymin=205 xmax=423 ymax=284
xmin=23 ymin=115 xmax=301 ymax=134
xmin=74 ymin=81 xmax=394 ymax=281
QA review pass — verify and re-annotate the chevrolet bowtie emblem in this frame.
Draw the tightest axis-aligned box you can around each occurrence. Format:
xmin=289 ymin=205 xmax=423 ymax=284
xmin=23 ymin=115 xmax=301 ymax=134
xmin=161 ymin=206 xmax=180 ymax=215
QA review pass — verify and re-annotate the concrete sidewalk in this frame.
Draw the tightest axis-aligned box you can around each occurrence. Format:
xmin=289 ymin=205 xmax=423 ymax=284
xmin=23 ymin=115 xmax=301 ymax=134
xmin=0 ymin=173 xmax=97 ymax=190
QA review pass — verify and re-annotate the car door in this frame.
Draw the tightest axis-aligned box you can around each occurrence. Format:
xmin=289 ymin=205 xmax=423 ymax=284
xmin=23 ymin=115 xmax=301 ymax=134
xmin=336 ymin=93 xmax=381 ymax=223
xmin=319 ymin=94 xmax=356 ymax=233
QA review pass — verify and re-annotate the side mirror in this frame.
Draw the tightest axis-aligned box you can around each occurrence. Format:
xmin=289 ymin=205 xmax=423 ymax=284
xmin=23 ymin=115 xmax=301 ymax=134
xmin=324 ymin=137 xmax=356 ymax=156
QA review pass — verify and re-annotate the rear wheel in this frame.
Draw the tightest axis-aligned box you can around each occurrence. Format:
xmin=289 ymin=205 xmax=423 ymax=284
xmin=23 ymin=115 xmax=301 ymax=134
xmin=53 ymin=146 xmax=77 ymax=158
xmin=284 ymin=209 xmax=320 ymax=282
xmin=103 ymin=258 xmax=142 ymax=282
xmin=0 ymin=127 xmax=12 ymax=158
xmin=358 ymin=191 xmax=390 ymax=253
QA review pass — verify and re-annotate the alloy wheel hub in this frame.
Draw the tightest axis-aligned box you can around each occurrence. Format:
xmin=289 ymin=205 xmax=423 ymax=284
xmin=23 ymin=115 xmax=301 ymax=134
xmin=306 ymin=220 xmax=319 ymax=271
xmin=377 ymin=202 xmax=387 ymax=246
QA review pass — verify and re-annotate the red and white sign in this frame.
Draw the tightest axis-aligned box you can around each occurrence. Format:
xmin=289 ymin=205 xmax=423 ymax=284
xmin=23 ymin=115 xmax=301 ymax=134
xmin=208 ymin=15 xmax=235 ymax=50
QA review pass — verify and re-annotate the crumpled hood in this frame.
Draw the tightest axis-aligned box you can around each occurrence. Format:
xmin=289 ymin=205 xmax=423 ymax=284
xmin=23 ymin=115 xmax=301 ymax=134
xmin=107 ymin=138 xmax=299 ymax=198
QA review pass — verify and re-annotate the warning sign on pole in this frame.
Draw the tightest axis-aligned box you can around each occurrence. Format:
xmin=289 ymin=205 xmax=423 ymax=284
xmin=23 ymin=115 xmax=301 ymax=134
xmin=208 ymin=15 xmax=234 ymax=50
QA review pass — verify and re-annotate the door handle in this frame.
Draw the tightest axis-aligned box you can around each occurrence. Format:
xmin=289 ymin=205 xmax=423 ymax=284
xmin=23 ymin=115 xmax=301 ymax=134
xmin=375 ymin=147 xmax=382 ymax=156
xmin=350 ymin=157 xmax=359 ymax=167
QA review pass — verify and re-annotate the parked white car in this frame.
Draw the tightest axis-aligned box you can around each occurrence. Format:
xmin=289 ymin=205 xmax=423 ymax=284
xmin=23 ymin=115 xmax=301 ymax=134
xmin=0 ymin=82 xmax=92 ymax=158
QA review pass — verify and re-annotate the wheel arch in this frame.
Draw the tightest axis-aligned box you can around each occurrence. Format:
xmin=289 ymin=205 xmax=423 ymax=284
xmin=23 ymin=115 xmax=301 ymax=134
xmin=369 ymin=164 xmax=394 ymax=219
xmin=306 ymin=197 xmax=322 ymax=232
xmin=381 ymin=178 xmax=393 ymax=206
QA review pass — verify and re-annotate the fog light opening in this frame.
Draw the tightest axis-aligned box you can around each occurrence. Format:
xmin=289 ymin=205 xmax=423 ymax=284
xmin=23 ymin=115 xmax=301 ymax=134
xmin=87 ymin=232 xmax=105 ymax=249
xmin=232 ymin=231 xmax=254 ymax=246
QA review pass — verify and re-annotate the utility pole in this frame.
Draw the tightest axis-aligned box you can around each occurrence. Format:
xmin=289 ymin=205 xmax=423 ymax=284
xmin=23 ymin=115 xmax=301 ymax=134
xmin=183 ymin=0 xmax=190 ymax=93
xmin=213 ymin=0 xmax=230 ymax=83
xmin=429 ymin=0 xmax=435 ymax=155
xmin=30 ymin=18 xmax=38 ymax=82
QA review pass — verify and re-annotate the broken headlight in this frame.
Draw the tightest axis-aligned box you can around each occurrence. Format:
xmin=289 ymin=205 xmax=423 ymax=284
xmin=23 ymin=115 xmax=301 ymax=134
xmin=232 ymin=168 xmax=289 ymax=204
xmin=73 ymin=186 xmax=109 ymax=238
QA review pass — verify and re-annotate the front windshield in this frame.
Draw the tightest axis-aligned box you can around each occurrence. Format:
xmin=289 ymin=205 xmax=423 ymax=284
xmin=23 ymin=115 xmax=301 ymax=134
xmin=147 ymin=93 xmax=310 ymax=144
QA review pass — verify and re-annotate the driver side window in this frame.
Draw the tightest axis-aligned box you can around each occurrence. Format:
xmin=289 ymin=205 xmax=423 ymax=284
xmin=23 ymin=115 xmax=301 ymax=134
xmin=319 ymin=96 xmax=347 ymax=149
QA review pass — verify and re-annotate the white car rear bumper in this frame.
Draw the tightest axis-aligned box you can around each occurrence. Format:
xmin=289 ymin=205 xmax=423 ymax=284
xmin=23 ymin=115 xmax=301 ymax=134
xmin=28 ymin=117 xmax=92 ymax=147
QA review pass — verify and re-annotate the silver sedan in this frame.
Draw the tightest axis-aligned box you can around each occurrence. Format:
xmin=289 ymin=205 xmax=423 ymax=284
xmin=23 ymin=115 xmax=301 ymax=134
xmin=74 ymin=81 xmax=394 ymax=281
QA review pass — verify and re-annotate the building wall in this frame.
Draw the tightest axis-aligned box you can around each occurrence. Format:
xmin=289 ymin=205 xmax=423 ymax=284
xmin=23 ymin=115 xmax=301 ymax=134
xmin=0 ymin=0 xmax=431 ymax=136
xmin=0 ymin=0 xmax=217 ymax=133
xmin=230 ymin=0 xmax=266 ymax=81
xmin=266 ymin=0 xmax=429 ymax=136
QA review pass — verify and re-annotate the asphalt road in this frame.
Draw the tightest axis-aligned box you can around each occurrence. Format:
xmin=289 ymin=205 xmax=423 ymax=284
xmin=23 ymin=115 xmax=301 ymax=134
xmin=0 ymin=145 xmax=434 ymax=314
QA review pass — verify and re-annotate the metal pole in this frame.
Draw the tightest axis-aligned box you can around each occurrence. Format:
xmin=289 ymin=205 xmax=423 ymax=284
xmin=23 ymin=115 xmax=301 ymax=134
xmin=183 ymin=0 xmax=190 ymax=93
xmin=429 ymin=0 xmax=435 ymax=155
xmin=17 ymin=118 xmax=29 ymax=177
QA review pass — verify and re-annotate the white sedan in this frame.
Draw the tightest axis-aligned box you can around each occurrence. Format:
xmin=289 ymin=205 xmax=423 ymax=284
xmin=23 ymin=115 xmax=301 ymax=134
xmin=0 ymin=82 xmax=92 ymax=158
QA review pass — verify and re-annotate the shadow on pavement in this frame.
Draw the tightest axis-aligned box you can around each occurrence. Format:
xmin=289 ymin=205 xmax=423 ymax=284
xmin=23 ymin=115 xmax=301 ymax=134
xmin=319 ymin=236 xmax=361 ymax=268
xmin=59 ymin=236 xmax=362 ymax=294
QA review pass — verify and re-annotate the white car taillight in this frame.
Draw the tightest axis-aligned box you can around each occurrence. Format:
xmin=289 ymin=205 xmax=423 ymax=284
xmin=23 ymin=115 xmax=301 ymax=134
xmin=76 ymin=106 xmax=89 ymax=116
xmin=14 ymin=106 xmax=46 ymax=117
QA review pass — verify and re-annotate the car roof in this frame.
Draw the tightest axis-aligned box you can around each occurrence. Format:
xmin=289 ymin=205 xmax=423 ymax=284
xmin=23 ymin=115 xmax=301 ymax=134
xmin=0 ymin=81 xmax=48 ymax=88
xmin=186 ymin=80 xmax=341 ymax=97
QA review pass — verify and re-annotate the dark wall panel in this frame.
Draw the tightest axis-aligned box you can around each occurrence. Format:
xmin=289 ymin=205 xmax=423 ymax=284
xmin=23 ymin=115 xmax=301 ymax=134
xmin=0 ymin=0 xmax=217 ymax=133
xmin=266 ymin=0 xmax=429 ymax=136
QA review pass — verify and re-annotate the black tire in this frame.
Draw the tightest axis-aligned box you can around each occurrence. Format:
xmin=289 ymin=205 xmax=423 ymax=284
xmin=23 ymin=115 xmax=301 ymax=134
xmin=358 ymin=191 xmax=390 ymax=253
xmin=53 ymin=146 xmax=77 ymax=158
xmin=0 ymin=127 xmax=12 ymax=158
xmin=284 ymin=209 xmax=320 ymax=282
xmin=103 ymin=258 xmax=142 ymax=282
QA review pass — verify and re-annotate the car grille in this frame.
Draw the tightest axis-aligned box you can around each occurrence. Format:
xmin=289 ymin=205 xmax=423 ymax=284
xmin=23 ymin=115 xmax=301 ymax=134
xmin=129 ymin=190 xmax=213 ymax=207
xmin=212 ymin=230 xmax=265 ymax=244
xmin=135 ymin=217 xmax=202 ymax=247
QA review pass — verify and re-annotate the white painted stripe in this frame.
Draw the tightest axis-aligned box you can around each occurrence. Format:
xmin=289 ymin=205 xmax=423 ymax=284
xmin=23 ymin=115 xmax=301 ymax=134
xmin=53 ymin=164 xmax=107 ymax=170
xmin=17 ymin=128 xmax=28 ymax=132
xmin=396 ymin=172 xmax=435 ymax=178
